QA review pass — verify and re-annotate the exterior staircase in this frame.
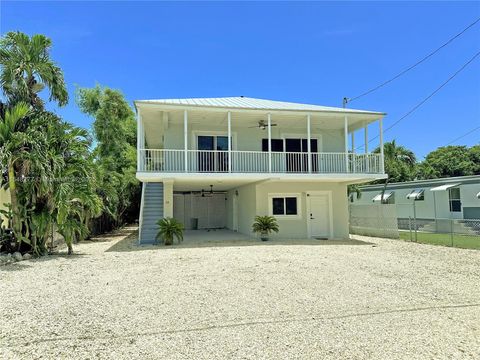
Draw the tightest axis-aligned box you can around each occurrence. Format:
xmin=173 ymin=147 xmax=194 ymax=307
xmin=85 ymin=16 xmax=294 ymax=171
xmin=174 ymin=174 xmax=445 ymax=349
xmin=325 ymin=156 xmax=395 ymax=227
xmin=139 ymin=182 xmax=164 ymax=244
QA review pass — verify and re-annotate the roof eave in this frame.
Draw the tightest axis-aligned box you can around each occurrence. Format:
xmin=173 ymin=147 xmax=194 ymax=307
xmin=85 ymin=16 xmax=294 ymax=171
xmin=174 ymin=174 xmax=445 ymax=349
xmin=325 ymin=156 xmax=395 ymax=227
xmin=134 ymin=100 xmax=386 ymax=117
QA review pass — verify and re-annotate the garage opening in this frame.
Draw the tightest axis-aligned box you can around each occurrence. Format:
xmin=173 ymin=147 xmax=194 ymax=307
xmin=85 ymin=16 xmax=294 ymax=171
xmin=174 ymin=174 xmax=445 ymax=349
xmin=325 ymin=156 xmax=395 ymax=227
xmin=173 ymin=191 xmax=227 ymax=230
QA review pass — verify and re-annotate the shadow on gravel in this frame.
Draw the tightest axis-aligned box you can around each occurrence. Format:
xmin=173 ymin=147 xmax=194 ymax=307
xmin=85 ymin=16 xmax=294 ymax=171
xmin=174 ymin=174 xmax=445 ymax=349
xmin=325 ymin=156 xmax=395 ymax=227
xmin=0 ymin=262 xmax=32 ymax=271
xmin=1 ymin=252 xmax=88 ymax=271
xmin=7 ymin=302 xmax=480 ymax=347
xmin=85 ymin=227 xmax=136 ymax=243
xmin=106 ymin=230 xmax=373 ymax=253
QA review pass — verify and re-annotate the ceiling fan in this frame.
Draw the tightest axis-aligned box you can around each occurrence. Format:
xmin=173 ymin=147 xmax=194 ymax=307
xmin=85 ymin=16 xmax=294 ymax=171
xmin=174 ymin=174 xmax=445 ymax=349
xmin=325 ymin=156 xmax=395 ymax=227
xmin=249 ymin=120 xmax=278 ymax=130
xmin=201 ymin=185 xmax=214 ymax=197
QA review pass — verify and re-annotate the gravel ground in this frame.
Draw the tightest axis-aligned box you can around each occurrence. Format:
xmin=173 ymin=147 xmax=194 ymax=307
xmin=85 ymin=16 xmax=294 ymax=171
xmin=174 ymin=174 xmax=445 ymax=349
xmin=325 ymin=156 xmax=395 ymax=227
xmin=1 ymin=226 xmax=479 ymax=359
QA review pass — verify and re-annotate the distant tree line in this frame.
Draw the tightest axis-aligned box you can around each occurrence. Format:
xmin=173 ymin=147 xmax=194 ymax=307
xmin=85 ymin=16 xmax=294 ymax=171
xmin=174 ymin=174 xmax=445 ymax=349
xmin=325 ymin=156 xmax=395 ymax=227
xmin=373 ymin=140 xmax=479 ymax=183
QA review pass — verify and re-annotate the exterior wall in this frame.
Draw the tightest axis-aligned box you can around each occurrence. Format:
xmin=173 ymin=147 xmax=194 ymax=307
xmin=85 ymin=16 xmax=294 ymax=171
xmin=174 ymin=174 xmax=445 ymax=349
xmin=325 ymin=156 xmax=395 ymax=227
xmin=163 ymin=123 xmax=345 ymax=153
xmin=353 ymin=180 xmax=480 ymax=220
xmin=460 ymin=183 xmax=480 ymax=219
xmin=235 ymin=183 xmax=258 ymax=236
xmin=226 ymin=189 xmax=235 ymax=230
xmin=0 ymin=188 xmax=11 ymax=225
xmin=230 ymin=181 xmax=349 ymax=239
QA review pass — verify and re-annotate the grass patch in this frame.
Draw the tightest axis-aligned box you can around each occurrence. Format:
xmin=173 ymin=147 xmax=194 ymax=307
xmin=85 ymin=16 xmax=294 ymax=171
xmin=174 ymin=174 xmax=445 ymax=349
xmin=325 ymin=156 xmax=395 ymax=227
xmin=399 ymin=231 xmax=480 ymax=249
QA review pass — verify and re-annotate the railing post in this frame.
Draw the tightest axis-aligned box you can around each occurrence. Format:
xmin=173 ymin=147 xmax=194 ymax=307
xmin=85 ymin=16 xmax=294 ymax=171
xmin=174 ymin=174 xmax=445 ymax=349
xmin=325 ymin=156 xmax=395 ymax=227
xmin=227 ymin=111 xmax=232 ymax=173
xmin=307 ymin=114 xmax=312 ymax=173
xmin=364 ymin=123 xmax=369 ymax=173
xmin=344 ymin=115 xmax=348 ymax=173
xmin=184 ymin=110 xmax=188 ymax=172
xmin=268 ymin=113 xmax=272 ymax=173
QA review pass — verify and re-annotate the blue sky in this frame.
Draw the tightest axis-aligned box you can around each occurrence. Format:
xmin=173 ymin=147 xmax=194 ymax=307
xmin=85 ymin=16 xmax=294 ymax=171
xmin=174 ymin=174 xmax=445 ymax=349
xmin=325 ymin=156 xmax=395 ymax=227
xmin=1 ymin=1 xmax=479 ymax=159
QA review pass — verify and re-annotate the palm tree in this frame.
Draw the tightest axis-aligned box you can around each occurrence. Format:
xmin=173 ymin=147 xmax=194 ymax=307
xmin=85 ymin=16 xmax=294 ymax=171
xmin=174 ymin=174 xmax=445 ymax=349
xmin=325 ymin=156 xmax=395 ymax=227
xmin=374 ymin=140 xmax=417 ymax=183
xmin=156 ymin=218 xmax=184 ymax=245
xmin=43 ymin=119 xmax=103 ymax=254
xmin=0 ymin=102 xmax=31 ymax=239
xmin=0 ymin=31 xmax=68 ymax=108
xmin=252 ymin=215 xmax=279 ymax=241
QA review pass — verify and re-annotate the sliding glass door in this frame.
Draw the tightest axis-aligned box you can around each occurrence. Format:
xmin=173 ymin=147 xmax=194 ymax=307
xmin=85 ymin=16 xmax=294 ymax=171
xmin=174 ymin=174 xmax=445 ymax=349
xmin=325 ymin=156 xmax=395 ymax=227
xmin=197 ymin=135 xmax=230 ymax=172
xmin=262 ymin=138 xmax=318 ymax=173
xmin=285 ymin=138 xmax=318 ymax=172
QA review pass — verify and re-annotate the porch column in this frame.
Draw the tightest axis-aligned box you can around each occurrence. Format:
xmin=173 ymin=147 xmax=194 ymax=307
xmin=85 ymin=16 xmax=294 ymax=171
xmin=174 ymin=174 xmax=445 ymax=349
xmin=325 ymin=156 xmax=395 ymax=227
xmin=364 ymin=122 xmax=368 ymax=154
xmin=351 ymin=131 xmax=356 ymax=173
xmin=137 ymin=109 xmax=141 ymax=171
xmin=344 ymin=115 xmax=348 ymax=173
xmin=364 ymin=122 xmax=369 ymax=172
xmin=268 ymin=113 xmax=272 ymax=173
xmin=379 ymin=118 xmax=384 ymax=173
xmin=227 ymin=111 xmax=232 ymax=173
xmin=184 ymin=110 xmax=188 ymax=172
xmin=307 ymin=114 xmax=312 ymax=173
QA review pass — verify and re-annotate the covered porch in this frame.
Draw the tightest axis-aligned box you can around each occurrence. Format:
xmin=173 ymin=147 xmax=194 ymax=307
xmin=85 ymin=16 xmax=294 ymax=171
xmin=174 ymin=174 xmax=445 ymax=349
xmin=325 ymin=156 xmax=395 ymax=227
xmin=136 ymin=98 xmax=386 ymax=176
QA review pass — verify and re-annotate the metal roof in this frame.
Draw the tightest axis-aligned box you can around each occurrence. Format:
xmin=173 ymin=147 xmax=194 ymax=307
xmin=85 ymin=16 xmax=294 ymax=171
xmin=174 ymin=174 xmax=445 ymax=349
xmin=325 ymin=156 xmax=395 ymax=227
xmin=358 ymin=175 xmax=480 ymax=191
xmin=430 ymin=183 xmax=461 ymax=192
xmin=135 ymin=96 xmax=385 ymax=115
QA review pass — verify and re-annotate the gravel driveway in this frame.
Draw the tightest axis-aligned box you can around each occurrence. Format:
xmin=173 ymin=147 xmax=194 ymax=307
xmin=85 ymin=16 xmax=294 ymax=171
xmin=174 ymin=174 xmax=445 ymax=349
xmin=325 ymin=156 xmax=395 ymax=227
xmin=1 ymin=227 xmax=479 ymax=359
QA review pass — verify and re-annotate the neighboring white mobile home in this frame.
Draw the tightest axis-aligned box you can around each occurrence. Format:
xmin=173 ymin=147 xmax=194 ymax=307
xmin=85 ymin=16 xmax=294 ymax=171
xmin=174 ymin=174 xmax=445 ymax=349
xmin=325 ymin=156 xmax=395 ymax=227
xmin=135 ymin=97 xmax=387 ymax=243
xmin=352 ymin=175 xmax=480 ymax=221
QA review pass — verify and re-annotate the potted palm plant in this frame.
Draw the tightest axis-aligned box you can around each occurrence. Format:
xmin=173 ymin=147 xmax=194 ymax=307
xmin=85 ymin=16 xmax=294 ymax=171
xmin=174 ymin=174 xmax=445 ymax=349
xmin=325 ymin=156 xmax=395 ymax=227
xmin=156 ymin=217 xmax=184 ymax=245
xmin=252 ymin=215 xmax=279 ymax=241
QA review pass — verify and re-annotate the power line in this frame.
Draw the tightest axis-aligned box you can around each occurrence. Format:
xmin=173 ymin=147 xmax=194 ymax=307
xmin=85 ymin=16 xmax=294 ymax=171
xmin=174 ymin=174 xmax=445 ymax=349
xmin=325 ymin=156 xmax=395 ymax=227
xmin=444 ymin=126 xmax=480 ymax=146
xmin=348 ymin=17 xmax=480 ymax=103
xmin=355 ymin=50 xmax=480 ymax=150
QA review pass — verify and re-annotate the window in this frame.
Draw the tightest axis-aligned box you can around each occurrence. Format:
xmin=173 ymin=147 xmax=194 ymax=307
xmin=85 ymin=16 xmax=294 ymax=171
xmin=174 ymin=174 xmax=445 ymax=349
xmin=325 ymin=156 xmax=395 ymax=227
xmin=372 ymin=191 xmax=395 ymax=204
xmin=406 ymin=189 xmax=424 ymax=201
xmin=449 ymin=187 xmax=461 ymax=212
xmin=269 ymin=194 xmax=300 ymax=217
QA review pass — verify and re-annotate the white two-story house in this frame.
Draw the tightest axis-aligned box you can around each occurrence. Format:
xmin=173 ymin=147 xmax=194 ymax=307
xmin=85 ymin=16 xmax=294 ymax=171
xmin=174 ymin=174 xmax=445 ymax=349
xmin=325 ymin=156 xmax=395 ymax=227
xmin=135 ymin=97 xmax=387 ymax=243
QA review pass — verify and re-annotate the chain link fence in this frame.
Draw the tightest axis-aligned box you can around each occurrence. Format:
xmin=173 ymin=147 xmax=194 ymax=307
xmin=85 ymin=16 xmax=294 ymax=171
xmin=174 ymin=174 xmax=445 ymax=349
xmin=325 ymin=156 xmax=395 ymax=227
xmin=349 ymin=204 xmax=399 ymax=239
xmin=350 ymin=202 xmax=480 ymax=249
xmin=399 ymin=217 xmax=480 ymax=249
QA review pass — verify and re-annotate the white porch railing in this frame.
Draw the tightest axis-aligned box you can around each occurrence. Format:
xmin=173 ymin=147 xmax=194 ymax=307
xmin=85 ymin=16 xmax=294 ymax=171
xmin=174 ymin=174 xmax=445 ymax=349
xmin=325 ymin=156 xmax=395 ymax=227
xmin=138 ymin=149 xmax=383 ymax=174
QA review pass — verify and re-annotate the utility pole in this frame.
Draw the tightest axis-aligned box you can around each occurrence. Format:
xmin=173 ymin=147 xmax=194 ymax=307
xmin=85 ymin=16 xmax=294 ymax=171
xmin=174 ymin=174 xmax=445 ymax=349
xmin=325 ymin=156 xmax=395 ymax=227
xmin=343 ymin=97 xmax=350 ymax=108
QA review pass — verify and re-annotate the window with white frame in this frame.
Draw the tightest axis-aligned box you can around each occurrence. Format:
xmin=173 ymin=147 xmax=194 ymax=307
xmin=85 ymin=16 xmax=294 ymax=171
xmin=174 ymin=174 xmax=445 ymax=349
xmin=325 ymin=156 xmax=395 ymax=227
xmin=449 ymin=187 xmax=461 ymax=212
xmin=269 ymin=194 xmax=300 ymax=217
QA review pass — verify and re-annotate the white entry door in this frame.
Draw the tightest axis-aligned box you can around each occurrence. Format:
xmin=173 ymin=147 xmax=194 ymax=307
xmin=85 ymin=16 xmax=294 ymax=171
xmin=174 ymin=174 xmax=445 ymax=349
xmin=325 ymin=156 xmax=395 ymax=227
xmin=308 ymin=194 xmax=331 ymax=239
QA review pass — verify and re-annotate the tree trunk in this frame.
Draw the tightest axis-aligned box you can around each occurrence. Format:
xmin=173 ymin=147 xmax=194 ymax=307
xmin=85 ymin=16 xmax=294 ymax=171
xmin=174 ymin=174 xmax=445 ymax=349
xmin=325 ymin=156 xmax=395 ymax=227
xmin=8 ymin=163 xmax=21 ymax=239
xmin=380 ymin=178 xmax=390 ymax=203
xmin=67 ymin=243 xmax=73 ymax=255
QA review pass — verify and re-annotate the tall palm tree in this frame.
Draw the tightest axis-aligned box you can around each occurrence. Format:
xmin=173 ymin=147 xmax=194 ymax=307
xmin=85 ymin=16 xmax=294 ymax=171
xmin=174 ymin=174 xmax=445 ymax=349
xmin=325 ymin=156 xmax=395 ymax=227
xmin=0 ymin=102 xmax=31 ymax=238
xmin=374 ymin=140 xmax=417 ymax=183
xmin=377 ymin=140 xmax=416 ymax=165
xmin=0 ymin=31 xmax=68 ymax=108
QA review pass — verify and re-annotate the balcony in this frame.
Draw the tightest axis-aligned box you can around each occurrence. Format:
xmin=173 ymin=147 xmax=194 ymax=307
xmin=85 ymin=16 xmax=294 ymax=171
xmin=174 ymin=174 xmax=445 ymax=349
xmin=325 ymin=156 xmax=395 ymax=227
xmin=138 ymin=149 xmax=383 ymax=174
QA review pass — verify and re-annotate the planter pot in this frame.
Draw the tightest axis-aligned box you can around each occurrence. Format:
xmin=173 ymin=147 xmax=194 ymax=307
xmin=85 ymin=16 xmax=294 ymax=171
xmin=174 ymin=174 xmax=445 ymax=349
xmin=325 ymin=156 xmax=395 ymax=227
xmin=260 ymin=234 xmax=269 ymax=241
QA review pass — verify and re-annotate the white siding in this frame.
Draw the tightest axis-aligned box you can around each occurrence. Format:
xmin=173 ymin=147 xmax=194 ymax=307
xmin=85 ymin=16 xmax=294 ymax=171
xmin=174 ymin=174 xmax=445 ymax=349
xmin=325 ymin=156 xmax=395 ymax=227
xmin=231 ymin=181 xmax=349 ymax=239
